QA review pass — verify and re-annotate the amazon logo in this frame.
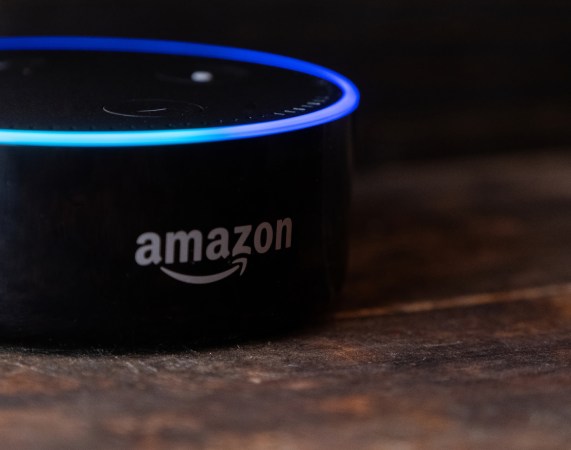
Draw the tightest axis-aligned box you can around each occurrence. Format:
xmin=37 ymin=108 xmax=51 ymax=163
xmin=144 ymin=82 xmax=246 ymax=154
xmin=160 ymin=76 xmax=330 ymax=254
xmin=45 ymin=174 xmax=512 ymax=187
xmin=134 ymin=218 xmax=292 ymax=284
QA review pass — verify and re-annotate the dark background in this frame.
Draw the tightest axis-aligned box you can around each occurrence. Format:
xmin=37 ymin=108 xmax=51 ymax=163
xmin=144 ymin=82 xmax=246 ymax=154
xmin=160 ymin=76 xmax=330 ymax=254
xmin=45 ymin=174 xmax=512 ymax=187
xmin=1 ymin=0 xmax=570 ymax=165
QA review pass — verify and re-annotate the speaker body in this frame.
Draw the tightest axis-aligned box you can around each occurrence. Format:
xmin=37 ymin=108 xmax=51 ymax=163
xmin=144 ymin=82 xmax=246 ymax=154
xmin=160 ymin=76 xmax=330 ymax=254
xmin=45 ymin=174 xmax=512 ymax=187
xmin=0 ymin=37 xmax=359 ymax=343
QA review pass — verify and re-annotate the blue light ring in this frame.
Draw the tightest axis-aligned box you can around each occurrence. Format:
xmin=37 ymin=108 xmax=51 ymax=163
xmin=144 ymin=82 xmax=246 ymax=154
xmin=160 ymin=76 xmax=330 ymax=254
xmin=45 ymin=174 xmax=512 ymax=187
xmin=0 ymin=36 xmax=359 ymax=147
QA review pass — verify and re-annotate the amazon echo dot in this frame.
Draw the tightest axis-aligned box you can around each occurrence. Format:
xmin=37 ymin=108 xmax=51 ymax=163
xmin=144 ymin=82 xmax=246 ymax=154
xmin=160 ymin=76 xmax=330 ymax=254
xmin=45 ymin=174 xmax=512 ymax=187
xmin=0 ymin=36 xmax=359 ymax=344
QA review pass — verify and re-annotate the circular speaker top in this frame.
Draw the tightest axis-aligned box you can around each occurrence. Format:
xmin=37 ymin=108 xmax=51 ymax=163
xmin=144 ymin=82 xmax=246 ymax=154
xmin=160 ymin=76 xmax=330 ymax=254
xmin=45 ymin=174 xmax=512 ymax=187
xmin=0 ymin=37 xmax=359 ymax=147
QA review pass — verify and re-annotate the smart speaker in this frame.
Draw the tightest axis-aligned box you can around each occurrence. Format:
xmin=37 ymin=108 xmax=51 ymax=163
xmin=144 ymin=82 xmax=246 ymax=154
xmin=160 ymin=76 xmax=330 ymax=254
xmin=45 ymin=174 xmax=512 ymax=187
xmin=0 ymin=36 xmax=359 ymax=343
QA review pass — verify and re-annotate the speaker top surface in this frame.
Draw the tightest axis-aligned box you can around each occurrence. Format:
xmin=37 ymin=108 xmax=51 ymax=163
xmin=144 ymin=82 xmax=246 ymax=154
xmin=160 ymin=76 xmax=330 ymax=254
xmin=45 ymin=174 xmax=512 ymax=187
xmin=0 ymin=37 xmax=359 ymax=147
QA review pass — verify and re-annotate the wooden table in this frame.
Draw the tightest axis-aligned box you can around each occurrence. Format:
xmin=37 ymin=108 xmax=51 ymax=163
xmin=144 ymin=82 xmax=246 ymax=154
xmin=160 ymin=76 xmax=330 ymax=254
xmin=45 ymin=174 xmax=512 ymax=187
xmin=1 ymin=152 xmax=570 ymax=449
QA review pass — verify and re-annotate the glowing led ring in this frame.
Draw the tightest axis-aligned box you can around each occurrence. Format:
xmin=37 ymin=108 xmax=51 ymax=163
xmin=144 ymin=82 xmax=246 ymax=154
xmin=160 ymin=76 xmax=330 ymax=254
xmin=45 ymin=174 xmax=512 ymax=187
xmin=0 ymin=36 xmax=360 ymax=147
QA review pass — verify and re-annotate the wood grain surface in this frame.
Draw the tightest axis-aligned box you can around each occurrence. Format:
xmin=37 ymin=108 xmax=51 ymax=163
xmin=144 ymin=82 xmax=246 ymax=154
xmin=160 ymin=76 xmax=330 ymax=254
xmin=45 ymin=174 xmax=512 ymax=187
xmin=1 ymin=151 xmax=570 ymax=449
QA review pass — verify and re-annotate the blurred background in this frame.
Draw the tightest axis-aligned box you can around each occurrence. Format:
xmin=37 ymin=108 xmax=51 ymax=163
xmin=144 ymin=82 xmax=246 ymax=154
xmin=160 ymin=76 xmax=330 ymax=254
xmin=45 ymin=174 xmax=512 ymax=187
xmin=1 ymin=0 xmax=570 ymax=166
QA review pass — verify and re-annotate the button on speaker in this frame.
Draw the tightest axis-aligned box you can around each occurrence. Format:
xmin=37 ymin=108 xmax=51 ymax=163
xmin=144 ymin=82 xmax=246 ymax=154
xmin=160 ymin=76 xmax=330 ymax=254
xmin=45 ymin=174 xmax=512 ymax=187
xmin=103 ymin=99 xmax=203 ymax=118
xmin=156 ymin=63 xmax=249 ymax=86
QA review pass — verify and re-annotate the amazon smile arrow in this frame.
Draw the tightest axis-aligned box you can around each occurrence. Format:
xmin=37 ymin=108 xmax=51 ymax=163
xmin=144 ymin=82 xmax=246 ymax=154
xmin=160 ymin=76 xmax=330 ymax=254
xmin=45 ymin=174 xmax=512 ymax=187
xmin=159 ymin=257 xmax=248 ymax=285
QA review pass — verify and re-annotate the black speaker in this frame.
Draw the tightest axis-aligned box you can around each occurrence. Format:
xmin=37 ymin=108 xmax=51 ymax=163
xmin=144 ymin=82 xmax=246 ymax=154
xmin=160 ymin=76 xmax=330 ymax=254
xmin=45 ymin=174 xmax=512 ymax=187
xmin=0 ymin=36 xmax=359 ymax=344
